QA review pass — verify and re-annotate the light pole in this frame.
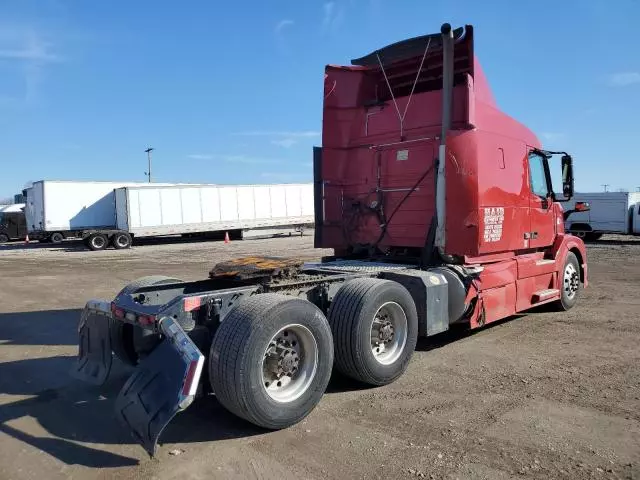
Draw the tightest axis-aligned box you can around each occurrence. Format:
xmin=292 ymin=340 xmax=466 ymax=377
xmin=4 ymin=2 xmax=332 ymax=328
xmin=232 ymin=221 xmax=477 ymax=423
xmin=601 ymin=184 xmax=609 ymax=192
xmin=144 ymin=147 xmax=154 ymax=183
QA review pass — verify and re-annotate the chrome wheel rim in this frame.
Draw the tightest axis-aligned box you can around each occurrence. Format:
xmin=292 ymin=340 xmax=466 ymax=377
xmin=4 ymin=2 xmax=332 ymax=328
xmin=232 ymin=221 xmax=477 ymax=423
xmin=262 ymin=324 xmax=318 ymax=403
xmin=563 ymin=263 xmax=579 ymax=299
xmin=370 ymin=301 xmax=408 ymax=365
xmin=116 ymin=235 xmax=129 ymax=247
xmin=92 ymin=236 xmax=105 ymax=248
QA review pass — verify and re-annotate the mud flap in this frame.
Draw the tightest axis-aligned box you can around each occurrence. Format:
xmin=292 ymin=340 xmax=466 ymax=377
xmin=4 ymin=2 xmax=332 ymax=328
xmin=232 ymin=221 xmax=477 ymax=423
xmin=114 ymin=317 xmax=204 ymax=457
xmin=72 ymin=300 xmax=113 ymax=385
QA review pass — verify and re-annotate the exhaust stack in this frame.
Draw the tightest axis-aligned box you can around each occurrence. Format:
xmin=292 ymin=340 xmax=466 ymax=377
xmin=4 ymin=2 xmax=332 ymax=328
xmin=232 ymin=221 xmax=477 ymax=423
xmin=435 ymin=22 xmax=455 ymax=255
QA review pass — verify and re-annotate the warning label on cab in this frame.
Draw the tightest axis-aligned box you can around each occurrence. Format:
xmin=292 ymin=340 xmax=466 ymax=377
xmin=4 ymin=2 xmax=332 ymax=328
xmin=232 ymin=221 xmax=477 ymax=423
xmin=483 ymin=207 xmax=504 ymax=242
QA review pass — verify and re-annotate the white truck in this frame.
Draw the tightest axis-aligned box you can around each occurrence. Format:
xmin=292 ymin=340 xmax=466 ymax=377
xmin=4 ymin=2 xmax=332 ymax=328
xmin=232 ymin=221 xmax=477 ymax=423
xmin=24 ymin=180 xmax=173 ymax=244
xmin=25 ymin=180 xmax=314 ymax=250
xmin=564 ymin=191 xmax=640 ymax=241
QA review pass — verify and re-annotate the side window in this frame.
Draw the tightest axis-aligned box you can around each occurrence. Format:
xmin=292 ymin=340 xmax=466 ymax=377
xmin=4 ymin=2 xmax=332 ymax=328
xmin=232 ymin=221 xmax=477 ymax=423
xmin=528 ymin=152 xmax=549 ymax=198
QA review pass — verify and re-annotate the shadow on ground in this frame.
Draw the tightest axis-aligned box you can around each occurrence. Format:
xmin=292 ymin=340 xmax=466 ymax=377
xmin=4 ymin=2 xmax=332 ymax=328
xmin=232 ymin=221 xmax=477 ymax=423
xmin=0 ymin=305 xmax=541 ymax=469
xmin=0 ymin=309 xmax=82 ymax=346
xmin=0 ymin=355 xmax=267 ymax=468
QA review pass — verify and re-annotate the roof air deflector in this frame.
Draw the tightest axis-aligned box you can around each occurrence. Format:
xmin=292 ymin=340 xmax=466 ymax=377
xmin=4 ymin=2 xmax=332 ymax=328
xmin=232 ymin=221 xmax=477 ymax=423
xmin=351 ymin=26 xmax=466 ymax=68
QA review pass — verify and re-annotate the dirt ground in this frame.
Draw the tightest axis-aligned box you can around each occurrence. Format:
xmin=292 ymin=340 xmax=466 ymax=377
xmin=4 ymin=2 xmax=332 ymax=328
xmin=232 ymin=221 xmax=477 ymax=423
xmin=0 ymin=234 xmax=639 ymax=480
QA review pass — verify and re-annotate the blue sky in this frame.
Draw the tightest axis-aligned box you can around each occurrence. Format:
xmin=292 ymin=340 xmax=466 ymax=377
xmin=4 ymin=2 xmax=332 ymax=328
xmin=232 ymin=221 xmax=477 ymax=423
xmin=1 ymin=0 xmax=639 ymax=198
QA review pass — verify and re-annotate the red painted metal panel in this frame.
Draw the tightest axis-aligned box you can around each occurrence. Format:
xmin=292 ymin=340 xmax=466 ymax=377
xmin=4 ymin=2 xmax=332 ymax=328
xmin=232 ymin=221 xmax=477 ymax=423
xmin=317 ymin=23 xmax=588 ymax=286
xmin=515 ymin=273 xmax=557 ymax=311
xmin=516 ymin=252 xmax=557 ymax=279
xmin=477 ymin=260 xmax=517 ymax=290
xmin=480 ymin=283 xmax=517 ymax=325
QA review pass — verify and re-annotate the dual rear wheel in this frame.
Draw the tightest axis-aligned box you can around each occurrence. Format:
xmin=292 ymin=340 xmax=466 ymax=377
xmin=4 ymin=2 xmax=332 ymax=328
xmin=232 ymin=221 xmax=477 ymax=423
xmin=209 ymin=279 xmax=419 ymax=429
xmin=84 ymin=231 xmax=132 ymax=251
xmin=110 ymin=276 xmax=419 ymax=430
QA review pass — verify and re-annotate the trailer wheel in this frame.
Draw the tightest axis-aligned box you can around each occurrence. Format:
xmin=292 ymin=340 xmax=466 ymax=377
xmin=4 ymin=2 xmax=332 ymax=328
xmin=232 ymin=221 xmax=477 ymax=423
xmin=112 ymin=232 xmax=132 ymax=249
xmin=110 ymin=275 xmax=184 ymax=366
xmin=209 ymin=293 xmax=333 ymax=430
xmin=87 ymin=233 xmax=108 ymax=251
xmin=328 ymin=278 xmax=419 ymax=386
xmin=0 ymin=233 xmax=8 ymax=243
xmin=49 ymin=232 xmax=64 ymax=244
xmin=553 ymin=251 xmax=581 ymax=311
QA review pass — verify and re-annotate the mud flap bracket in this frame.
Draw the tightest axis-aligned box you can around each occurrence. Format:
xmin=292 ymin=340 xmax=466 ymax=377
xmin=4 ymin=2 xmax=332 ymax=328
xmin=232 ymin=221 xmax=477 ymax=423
xmin=114 ymin=317 xmax=204 ymax=457
xmin=72 ymin=300 xmax=113 ymax=385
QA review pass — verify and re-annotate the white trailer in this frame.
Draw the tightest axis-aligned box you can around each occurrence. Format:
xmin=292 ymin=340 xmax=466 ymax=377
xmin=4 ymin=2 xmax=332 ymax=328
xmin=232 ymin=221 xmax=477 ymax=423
xmin=114 ymin=183 xmax=314 ymax=237
xmin=564 ymin=191 xmax=640 ymax=240
xmin=76 ymin=183 xmax=314 ymax=250
xmin=25 ymin=180 xmax=174 ymax=243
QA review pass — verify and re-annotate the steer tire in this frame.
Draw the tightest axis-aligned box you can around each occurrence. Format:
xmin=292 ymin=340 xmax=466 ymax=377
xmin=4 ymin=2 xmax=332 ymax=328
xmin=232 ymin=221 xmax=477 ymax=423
xmin=110 ymin=275 xmax=184 ymax=366
xmin=0 ymin=233 xmax=9 ymax=243
xmin=553 ymin=252 xmax=581 ymax=311
xmin=328 ymin=278 xmax=419 ymax=387
xmin=209 ymin=293 xmax=334 ymax=430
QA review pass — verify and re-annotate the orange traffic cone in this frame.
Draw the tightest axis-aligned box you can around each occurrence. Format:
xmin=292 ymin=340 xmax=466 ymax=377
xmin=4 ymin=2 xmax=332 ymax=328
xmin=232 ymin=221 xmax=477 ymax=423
xmin=224 ymin=231 xmax=230 ymax=244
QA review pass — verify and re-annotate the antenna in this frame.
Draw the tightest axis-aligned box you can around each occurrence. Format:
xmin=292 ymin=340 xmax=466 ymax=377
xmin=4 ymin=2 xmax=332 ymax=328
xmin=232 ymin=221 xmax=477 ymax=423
xmin=601 ymin=184 xmax=609 ymax=192
xmin=144 ymin=147 xmax=154 ymax=183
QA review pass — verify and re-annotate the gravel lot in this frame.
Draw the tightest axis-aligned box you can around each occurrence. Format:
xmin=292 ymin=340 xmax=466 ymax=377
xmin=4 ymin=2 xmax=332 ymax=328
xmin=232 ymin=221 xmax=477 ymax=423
xmin=0 ymin=234 xmax=639 ymax=480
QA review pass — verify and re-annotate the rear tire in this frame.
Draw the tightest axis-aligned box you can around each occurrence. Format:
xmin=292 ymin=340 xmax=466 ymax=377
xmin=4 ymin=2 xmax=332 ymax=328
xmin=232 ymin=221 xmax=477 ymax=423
xmin=49 ymin=232 xmax=64 ymax=244
xmin=553 ymin=252 xmax=581 ymax=311
xmin=87 ymin=233 xmax=108 ymax=251
xmin=112 ymin=232 xmax=132 ymax=249
xmin=328 ymin=278 xmax=419 ymax=386
xmin=117 ymin=275 xmax=184 ymax=295
xmin=110 ymin=275 xmax=184 ymax=366
xmin=209 ymin=293 xmax=334 ymax=430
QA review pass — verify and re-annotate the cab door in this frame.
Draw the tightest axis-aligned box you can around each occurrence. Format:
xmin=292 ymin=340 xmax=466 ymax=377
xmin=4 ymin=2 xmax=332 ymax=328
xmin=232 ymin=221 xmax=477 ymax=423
xmin=527 ymin=150 xmax=556 ymax=248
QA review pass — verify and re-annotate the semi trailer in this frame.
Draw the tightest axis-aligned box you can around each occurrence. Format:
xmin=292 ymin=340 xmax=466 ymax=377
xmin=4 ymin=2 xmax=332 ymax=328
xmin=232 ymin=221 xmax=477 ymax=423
xmin=24 ymin=180 xmax=314 ymax=250
xmin=564 ymin=191 xmax=640 ymax=241
xmin=24 ymin=180 xmax=171 ymax=244
xmin=72 ymin=23 xmax=589 ymax=457
xmin=82 ymin=183 xmax=314 ymax=250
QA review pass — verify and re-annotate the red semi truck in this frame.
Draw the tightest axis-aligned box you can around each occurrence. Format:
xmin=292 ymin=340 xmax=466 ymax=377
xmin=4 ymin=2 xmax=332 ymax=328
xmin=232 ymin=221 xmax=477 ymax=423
xmin=73 ymin=23 xmax=589 ymax=456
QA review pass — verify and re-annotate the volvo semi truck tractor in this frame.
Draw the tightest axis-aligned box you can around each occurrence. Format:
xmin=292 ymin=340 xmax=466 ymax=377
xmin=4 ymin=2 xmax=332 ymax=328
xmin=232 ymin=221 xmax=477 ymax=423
xmin=72 ymin=23 xmax=588 ymax=456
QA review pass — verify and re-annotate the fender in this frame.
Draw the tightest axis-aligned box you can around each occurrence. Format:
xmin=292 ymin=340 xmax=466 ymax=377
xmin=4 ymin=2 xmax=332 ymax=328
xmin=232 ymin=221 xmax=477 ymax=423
xmin=550 ymin=233 xmax=588 ymax=288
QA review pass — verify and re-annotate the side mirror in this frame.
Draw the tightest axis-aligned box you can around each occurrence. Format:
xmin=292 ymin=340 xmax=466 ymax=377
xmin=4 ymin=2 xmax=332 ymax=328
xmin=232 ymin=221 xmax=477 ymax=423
xmin=561 ymin=154 xmax=574 ymax=199
xmin=575 ymin=201 xmax=590 ymax=212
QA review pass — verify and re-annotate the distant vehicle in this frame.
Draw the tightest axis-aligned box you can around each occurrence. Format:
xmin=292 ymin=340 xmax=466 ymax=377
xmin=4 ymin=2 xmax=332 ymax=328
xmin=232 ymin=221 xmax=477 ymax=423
xmin=24 ymin=180 xmax=314 ymax=250
xmin=0 ymin=203 xmax=27 ymax=243
xmin=24 ymin=180 xmax=171 ymax=244
xmin=564 ymin=192 xmax=640 ymax=240
xmin=82 ymin=183 xmax=314 ymax=250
